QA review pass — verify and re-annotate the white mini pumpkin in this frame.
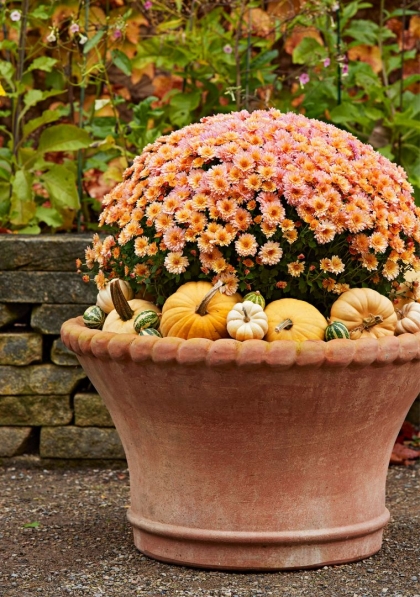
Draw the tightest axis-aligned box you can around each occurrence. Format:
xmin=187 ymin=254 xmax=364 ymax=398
xmin=96 ymin=279 xmax=134 ymax=314
xmin=227 ymin=301 xmax=268 ymax=341
xmin=395 ymin=302 xmax=420 ymax=335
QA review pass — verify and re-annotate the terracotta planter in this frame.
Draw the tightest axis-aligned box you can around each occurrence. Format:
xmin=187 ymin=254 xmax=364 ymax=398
xmin=62 ymin=317 xmax=420 ymax=570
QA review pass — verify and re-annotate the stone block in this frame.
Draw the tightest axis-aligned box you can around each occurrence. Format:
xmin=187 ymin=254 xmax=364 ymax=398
xmin=0 ymin=395 xmax=72 ymax=426
xmin=0 ymin=427 xmax=33 ymax=457
xmin=40 ymin=426 xmax=125 ymax=459
xmin=31 ymin=304 xmax=91 ymax=335
xmin=0 ymin=304 xmax=30 ymax=329
xmin=0 ymin=364 xmax=86 ymax=395
xmin=51 ymin=338 xmax=79 ymax=366
xmin=74 ymin=393 xmax=114 ymax=427
xmin=0 ymin=333 xmax=42 ymax=365
xmin=0 ymin=233 xmax=94 ymax=271
xmin=0 ymin=272 xmax=97 ymax=303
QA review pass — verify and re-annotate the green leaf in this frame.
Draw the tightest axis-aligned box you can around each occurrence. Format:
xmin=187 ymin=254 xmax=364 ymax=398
xmin=111 ymin=49 xmax=132 ymax=76
xmin=341 ymin=2 xmax=372 ymax=27
xmin=345 ymin=20 xmax=384 ymax=45
xmin=20 ymin=89 xmax=62 ymax=121
xmin=41 ymin=164 xmax=80 ymax=211
xmin=10 ymin=170 xmax=36 ymax=226
xmin=364 ymin=107 xmax=383 ymax=121
xmin=30 ymin=5 xmax=51 ymax=19
xmin=0 ymin=166 xmax=10 ymax=181
xmin=0 ymin=61 xmax=15 ymax=86
xmin=391 ymin=115 xmax=420 ymax=132
xmin=292 ymin=38 xmax=324 ymax=65
xmin=35 ymin=205 xmax=63 ymax=227
xmin=26 ymin=57 xmax=58 ymax=73
xmin=329 ymin=102 xmax=370 ymax=128
xmin=16 ymin=225 xmax=41 ymax=233
xmin=23 ymin=521 xmax=41 ymax=528
xmin=0 ymin=182 xmax=10 ymax=218
xmin=156 ymin=19 xmax=183 ymax=32
xmin=23 ymin=110 xmax=62 ymax=139
xmin=83 ymin=29 xmax=105 ymax=54
xmin=377 ymin=145 xmax=395 ymax=160
xmin=168 ymin=90 xmax=201 ymax=127
xmin=23 ymin=89 xmax=43 ymax=108
xmin=38 ymin=125 xmax=91 ymax=154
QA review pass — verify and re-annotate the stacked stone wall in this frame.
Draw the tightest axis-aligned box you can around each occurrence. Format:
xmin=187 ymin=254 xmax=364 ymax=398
xmin=0 ymin=235 xmax=124 ymax=461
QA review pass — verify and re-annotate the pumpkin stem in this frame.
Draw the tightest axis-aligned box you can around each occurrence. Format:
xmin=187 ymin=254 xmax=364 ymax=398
xmin=352 ymin=313 xmax=384 ymax=334
xmin=362 ymin=314 xmax=383 ymax=329
xmin=275 ymin=318 xmax=293 ymax=333
xmin=110 ymin=280 xmax=134 ymax=321
xmin=242 ymin=305 xmax=250 ymax=323
xmin=196 ymin=280 xmax=224 ymax=316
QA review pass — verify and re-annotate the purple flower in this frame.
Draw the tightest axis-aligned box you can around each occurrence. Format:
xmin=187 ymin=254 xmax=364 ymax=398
xmin=342 ymin=64 xmax=349 ymax=76
xmin=144 ymin=1 xmax=152 ymax=9
xmin=323 ymin=58 xmax=330 ymax=68
xmin=10 ymin=10 xmax=21 ymax=22
xmin=113 ymin=28 xmax=122 ymax=39
xmin=299 ymin=73 xmax=310 ymax=86
xmin=69 ymin=23 xmax=80 ymax=34
xmin=223 ymin=44 xmax=233 ymax=54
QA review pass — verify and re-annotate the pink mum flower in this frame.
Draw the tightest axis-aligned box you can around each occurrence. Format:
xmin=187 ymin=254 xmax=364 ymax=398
xmin=164 ymin=252 xmax=189 ymax=274
xmin=235 ymin=233 xmax=258 ymax=257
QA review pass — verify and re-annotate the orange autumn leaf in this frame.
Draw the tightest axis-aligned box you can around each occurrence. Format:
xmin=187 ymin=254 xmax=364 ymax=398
xmin=244 ymin=8 xmax=272 ymax=38
xmin=291 ymin=93 xmax=305 ymax=108
xmin=131 ymin=64 xmax=155 ymax=85
xmin=403 ymin=58 xmax=420 ymax=93
xmin=284 ymin=27 xmax=323 ymax=55
xmin=267 ymin=0 xmax=302 ymax=21
xmin=410 ymin=15 xmax=420 ymax=39
xmin=348 ymin=45 xmax=382 ymax=74
xmin=152 ymin=74 xmax=183 ymax=100
xmin=125 ymin=14 xmax=149 ymax=45
xmin=387 ymin=17 xmax=418 ymax=50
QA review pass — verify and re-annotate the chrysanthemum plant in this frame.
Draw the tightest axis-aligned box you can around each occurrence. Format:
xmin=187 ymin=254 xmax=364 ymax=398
xmin=80 ymin=110 xmax=420 ymax=314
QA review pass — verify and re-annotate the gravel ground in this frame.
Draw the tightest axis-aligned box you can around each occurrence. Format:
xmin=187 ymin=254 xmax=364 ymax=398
xmin=1 ymin=460 xmax=419 ymax=597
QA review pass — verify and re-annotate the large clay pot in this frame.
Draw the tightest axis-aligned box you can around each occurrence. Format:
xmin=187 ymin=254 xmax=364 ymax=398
xmin=62 ymin=317 xmax=420 ymax=570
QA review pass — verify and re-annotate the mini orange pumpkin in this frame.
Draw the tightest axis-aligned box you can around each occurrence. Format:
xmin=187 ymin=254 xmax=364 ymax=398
xmin=160 ymin=281 xmax=241 ymax=340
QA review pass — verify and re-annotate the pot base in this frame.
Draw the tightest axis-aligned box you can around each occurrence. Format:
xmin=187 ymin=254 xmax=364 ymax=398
xmin=128 ymin=509 xmax=389 ymax=571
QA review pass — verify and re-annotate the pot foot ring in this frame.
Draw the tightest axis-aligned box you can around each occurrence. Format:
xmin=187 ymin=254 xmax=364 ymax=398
xmin=127 ymin=509 xmax=390 ymax=571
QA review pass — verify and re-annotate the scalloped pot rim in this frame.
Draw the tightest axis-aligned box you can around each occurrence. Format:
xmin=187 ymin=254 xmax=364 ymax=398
xmin=61 ymin=317 xmax=420 ymax=369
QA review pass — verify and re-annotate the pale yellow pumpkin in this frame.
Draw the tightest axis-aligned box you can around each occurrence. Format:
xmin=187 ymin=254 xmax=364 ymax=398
xmin=264 ymin=299 xmax=327 ymax=342
xmin=102 ymin=281 xmax=160 ymax=334
xmin=395 ymin=302 xmax=420 ymax=335
xmin=227 ymin=301 xmax=268 ymax=341
xmin=96 ymin=279 xmax=134 ymax=314
xmin=330 ymin=288 xmax=397 ymax=339
xmin=160 ymin=281 xmax=241 ymax=340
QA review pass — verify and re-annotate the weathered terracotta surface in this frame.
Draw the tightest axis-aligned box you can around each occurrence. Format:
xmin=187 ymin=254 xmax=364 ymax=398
xmin=61 ymin=317 xmax=420 ymax=570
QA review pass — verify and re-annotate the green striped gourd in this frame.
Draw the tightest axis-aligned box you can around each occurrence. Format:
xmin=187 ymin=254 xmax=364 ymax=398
xmin=325 ymin=321 xmax=350 ymax=341
xmin=243 ymin=291 xmax=266 ymax=309
xmin=83 ymin=305 xmax=106 ymax=329
xmin=134 ymin=310 xmax=160 ymax=333
xmin=139 ymin=328 xmax=162 ymax=337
